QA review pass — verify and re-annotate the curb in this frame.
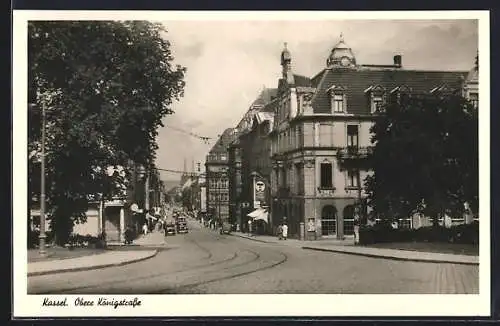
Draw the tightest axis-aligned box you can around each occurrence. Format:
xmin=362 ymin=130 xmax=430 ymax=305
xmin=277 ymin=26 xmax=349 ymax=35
xmin=28 ymin=250 xmax=159 ymax=277
xmin=301 ymin=246 xmax=479 ymax=266
xmin=230 ymin=233 xmax=275 ymax=244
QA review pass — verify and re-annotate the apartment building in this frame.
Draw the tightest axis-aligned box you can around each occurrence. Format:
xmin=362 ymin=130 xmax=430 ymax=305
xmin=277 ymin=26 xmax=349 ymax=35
xmin=269 ymin=37 xmax=478 ymax=240
xmin=205 ymin=128 xmax=235 ymax=223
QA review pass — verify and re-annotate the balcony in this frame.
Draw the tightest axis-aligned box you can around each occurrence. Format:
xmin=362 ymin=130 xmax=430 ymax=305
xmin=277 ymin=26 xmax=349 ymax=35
xmin=337 ymin=146 xmax=373 ymax=160
xmin=317 ymin=187 xmax=336 ymax=197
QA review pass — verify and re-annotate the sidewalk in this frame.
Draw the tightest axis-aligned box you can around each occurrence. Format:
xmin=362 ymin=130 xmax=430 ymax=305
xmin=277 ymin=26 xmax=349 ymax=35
xmin=28 ymin=232 xmax=165 ymax=277
xmin=231 ymin=232 xmax=479 ymax=265
xmin=133 ymin=230 xmax=168 ymax=247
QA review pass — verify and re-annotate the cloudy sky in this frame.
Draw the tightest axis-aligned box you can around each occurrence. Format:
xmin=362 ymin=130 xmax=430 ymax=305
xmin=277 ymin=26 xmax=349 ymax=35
xmin=155 ymin=19 xmax=478 ymax=181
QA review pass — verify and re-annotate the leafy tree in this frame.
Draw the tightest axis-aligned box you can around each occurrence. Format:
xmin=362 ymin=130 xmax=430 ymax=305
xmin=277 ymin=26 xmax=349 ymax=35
xmin=365 ymin=92 xmax=478 ymax=224
xmin=28 ymin=21 xmax=186 ymax=245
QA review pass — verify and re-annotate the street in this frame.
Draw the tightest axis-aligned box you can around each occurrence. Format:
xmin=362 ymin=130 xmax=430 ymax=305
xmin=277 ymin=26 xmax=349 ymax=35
xmin=28 ymin=220 xmax=479 ymax=294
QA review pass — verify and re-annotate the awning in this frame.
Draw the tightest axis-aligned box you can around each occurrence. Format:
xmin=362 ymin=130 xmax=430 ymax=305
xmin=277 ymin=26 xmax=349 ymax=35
xmin=247 ymin=208 xmax=268 ymax=223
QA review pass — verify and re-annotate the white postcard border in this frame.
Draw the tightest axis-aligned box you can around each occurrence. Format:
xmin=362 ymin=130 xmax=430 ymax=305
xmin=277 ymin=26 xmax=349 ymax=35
xmin=12 ymin=10 xmax=491 ymax=318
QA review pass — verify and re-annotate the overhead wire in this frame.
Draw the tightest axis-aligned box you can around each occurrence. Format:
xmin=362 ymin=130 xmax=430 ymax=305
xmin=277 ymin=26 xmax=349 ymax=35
xmin=164 ymin=124 xmax=212 ymax=144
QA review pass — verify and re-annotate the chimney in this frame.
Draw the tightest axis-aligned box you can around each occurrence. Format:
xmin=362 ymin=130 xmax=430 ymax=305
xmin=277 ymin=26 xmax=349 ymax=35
xmin=393 ymin=55 xmax=402 ymax=68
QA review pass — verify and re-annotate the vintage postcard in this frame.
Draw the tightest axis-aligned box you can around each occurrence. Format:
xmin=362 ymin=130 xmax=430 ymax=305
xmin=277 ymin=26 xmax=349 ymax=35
xmin=13 ymin=10 xmax=490 ymax=318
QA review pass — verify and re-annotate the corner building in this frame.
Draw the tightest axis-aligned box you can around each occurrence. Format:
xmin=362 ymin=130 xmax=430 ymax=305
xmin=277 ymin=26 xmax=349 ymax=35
xmin=205 ymin=128 xmax=235 ymax=223
xmin=269 ymin=37 xmax=478 ymax=240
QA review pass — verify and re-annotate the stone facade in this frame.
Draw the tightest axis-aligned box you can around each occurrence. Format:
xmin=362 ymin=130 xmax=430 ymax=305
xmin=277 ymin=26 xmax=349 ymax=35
xmin=205 ymin=128 xmax=234 ymax=222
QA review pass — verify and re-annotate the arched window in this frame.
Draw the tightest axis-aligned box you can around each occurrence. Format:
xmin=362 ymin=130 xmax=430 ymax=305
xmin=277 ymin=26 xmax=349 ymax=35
xmin=343 ymin=205 xmax=356 ymax=235
xmin=321 ymin=205 xmax=337 ymax=236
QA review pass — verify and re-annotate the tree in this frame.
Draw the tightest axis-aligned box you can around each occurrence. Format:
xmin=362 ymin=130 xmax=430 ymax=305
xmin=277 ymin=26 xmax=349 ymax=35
xmin=28 ymin=21 xmax=186 ymax=245
xmin=365 ymin=92 xmax=478 ymax=224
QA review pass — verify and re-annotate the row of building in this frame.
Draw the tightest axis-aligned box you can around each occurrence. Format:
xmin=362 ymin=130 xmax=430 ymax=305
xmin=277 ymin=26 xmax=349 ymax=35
xmin=201 ymin=35 xmax=478 ymax=240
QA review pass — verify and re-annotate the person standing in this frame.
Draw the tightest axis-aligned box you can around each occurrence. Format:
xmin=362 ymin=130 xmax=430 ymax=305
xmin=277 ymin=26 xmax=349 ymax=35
xmin=142 ymin=222 xmax=148 ymax=235
xmin=282 ymin=223 xmax=288 ymax=240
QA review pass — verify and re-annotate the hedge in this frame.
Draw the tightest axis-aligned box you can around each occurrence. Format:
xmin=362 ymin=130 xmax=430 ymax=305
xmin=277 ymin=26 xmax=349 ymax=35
xmin=28 ymin=230 xmax=54 ymax=249
xmin=359 ymin=221 xmax=479 ymax=245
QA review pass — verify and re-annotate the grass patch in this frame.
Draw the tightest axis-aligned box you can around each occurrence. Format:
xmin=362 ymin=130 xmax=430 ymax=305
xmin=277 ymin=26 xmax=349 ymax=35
xmin=363 ymin=242 xmax=479 ymax=256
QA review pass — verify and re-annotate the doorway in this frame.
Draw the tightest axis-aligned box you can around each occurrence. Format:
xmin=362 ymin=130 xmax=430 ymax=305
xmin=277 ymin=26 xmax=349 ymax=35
xmin=321 ymin=205 xmax=337 ymax=236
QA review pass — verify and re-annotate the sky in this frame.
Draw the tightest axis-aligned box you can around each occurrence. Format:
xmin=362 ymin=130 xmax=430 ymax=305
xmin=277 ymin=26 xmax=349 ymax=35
xmin=154 ymin=19 xmax=478 ymax=181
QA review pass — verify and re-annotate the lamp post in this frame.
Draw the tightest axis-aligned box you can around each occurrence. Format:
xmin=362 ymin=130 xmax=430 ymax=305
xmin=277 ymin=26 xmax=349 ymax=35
xmin=39 ymin=102 xmax=47 ymax=257
xmin=134 ymin=164 xmax=147 ymax=236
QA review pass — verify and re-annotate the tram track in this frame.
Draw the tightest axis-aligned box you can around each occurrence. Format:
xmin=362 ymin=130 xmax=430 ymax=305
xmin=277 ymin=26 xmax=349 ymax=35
xmin=32 ymin=231 xmax=239 ymax=294
xmin=29 ymin=225 xmax=290 ymax=294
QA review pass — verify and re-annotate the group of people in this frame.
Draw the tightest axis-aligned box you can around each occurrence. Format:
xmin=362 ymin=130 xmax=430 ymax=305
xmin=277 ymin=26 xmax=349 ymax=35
xmin=276 ymin=223 xmax=288 ymax=240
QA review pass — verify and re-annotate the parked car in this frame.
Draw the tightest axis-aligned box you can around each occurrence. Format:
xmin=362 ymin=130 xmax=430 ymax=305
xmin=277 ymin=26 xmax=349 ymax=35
xmin=220 ymin=222 xmax=232 ymax=235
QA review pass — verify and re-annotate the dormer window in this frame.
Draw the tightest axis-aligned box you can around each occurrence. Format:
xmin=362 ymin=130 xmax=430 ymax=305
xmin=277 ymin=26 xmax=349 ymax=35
xmin=365 ymin=85 xmax=385 ymax=113
xmin=327 ymin=85 xmax=347 ymax=114
xmin=430 ymin=84 xmax=454 ymax=96
xmin=389 ymin=85 xmax=412 ymax=103
xmin=372 ymin=95 xmax=383 ymax=113
xmin=333 ymin=94 xmax=344 ymax=113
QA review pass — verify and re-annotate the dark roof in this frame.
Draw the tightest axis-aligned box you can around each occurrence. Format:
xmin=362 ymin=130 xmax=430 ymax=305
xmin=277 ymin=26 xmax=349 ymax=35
xmin=253 ymin=88 xmax=278 ymax=106
xmin=293 ymin=74 xmax=312 ymax=87
xmin=209 ymin=128 xmax=236 ymax=154
xmin=261 ymin=97 xmax=279 ymax=113
xmin=312 ymin=68 xmax=468 ymax=114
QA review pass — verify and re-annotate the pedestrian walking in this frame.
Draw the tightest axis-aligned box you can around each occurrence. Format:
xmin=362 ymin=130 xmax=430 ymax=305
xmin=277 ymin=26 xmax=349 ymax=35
xmin=277 ymin=224 xmax=283 ymax=240
xmin=281 ymin=223 xmax=288 ymax=240
xmin=353 ymin=213 xmax=360 ymax=245
xmin=124 ymin=227 xmax=134 ymax=245
xmin=247 ymin=219 xmax=252 ymax=236
xmin=142 ymin=222 xmax=148 ymax=235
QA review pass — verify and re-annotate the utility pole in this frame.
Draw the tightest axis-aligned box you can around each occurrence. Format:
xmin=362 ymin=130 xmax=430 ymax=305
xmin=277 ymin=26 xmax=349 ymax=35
xmin=145 ymin=169 xmax=150 ymax=215
xmin=312 ymin=122 xmax=318 ymax=240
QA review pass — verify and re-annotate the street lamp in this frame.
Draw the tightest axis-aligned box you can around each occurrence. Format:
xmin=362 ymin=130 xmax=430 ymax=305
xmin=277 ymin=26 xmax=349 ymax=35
xmin=38 ymin=102 xmax=48 ymax=257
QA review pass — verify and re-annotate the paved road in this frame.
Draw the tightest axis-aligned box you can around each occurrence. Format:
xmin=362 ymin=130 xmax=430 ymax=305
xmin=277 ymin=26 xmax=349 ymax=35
xmin=28 ymin=221 xmax=478 ymax=294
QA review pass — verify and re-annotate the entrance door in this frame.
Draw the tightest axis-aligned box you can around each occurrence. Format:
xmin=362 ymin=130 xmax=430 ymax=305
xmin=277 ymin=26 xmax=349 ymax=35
xmin=343 ymin=205 xmax=356 ymax=236
xmin=321 ymin=205 xmax=337 ymax=236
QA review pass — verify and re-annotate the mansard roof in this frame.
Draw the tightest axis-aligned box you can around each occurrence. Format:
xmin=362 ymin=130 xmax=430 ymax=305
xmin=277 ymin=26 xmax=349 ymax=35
xmin=311 ymin=68 xmax=468 ymax=114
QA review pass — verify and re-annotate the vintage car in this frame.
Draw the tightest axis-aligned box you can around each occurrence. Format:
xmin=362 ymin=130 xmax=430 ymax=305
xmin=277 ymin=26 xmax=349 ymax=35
xmin=164 ymin=222 xmax=176 ymax=235
xmin=219 ymin=221 xmax=232 ymax=235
